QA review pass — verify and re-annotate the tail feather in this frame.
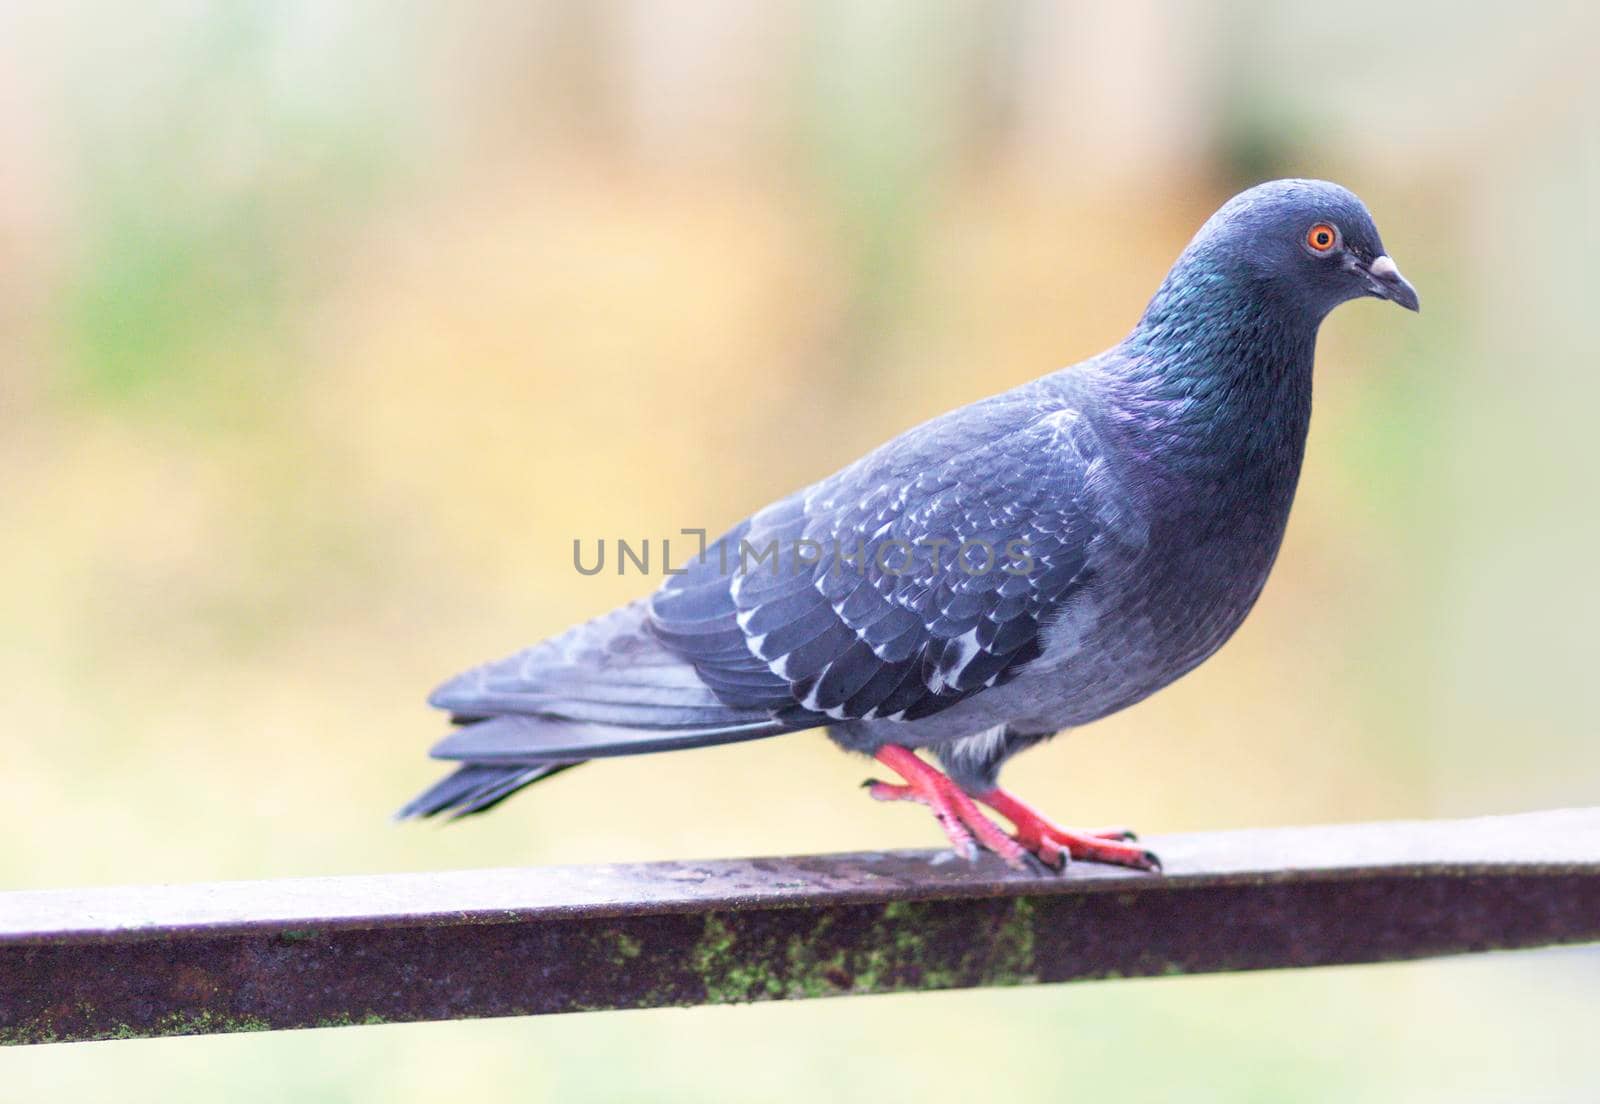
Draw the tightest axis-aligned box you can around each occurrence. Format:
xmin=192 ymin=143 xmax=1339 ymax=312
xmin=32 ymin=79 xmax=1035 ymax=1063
xmin=395 ymin=762 xmax=578 ymax=821
xmin=432 ymin=692 xmax=759 ymax=730
xmin=426 ymin=598 xmax=771 ymax=729
xmin=404 ymin=599 xmax=800 ymax=825
xmin=427 ymin=713 xmax=791 ymax=763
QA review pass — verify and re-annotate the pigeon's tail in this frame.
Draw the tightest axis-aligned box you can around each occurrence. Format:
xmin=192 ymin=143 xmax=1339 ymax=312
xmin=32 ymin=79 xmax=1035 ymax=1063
xmin=426 ymin=599 xmax=784 ymax=732
xmin=395 ymin=761 xmax=579 ymax=821
xmin=398 ymin=599 xmax=797 ymax=821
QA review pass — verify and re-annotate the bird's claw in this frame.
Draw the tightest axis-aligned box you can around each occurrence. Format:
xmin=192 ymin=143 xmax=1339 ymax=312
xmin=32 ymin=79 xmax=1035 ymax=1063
xmin=977 ymin=787 xmax=1162 ymax=874
xmin=1088 ymin=825 xmax=1139 ymax=842
xmin=1022 ymin=846 xmax=1068 ymax=875
xmin=865 ymin=747 xmax=1160 ymax=874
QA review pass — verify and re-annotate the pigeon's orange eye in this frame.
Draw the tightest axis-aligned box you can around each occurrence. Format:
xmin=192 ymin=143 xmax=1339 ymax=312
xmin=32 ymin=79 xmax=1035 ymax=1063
xmin=1306 ymin=223 xmax=1338 ymax=252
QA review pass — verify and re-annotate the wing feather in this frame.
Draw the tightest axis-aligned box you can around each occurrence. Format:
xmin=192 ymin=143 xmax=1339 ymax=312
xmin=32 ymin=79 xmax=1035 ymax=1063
xmin=650 ymin=383 xmax=1138 ymax=727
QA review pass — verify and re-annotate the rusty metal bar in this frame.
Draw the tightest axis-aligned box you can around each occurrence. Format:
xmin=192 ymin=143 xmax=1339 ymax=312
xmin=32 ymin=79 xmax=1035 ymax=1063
xmin=3 ymin=807 xmax=1598 ymax=1045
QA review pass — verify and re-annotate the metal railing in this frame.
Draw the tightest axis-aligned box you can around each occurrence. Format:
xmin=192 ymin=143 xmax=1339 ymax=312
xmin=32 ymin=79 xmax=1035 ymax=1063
xmin=3 ymin=807 xmax=1597 ymax=1045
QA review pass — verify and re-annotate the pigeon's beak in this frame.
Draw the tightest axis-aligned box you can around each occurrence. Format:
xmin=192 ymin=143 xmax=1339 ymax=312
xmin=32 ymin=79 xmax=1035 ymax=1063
xmin=1363 ymin=254 xmax=1420 ymax=312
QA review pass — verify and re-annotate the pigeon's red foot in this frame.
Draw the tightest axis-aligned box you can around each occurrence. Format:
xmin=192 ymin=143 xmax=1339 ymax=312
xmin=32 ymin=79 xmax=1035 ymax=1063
xmin=978 ymin=788 xmax=1162 ymax=872
xmin=864 ymin=745 xmax=1033 ymax=869
xmin=864 ymin=745 xmax=1160 ymax=874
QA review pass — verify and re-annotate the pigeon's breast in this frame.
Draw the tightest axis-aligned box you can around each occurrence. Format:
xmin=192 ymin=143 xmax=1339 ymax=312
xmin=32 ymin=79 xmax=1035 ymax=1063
xmin=998 ymin=500 xmax=1291 ymax=732
xmin=1012 ymin=392 xmax=1311 ymax=732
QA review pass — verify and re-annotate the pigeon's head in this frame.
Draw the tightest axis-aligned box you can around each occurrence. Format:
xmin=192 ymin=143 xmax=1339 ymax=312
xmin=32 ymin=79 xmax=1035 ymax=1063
xmin=1185 ymin=179 xmax=1419 ymax=319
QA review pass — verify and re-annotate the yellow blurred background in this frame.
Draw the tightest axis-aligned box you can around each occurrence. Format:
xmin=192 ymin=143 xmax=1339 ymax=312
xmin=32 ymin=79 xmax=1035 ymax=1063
xmin=2 ymin=2 xmax=1597 ymax=1099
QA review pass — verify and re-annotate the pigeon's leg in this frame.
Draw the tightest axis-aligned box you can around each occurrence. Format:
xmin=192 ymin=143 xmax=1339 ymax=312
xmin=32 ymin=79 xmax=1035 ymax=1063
xmin=863 ymin=745 xmax=1032 ymax=869
xmin=977 ymin=788 xmax=1162 ymax=872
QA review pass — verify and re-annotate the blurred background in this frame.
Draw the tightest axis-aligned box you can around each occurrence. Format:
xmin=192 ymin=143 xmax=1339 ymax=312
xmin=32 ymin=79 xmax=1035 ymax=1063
xmin=1 ymin=1 xmax=1597 ymax=1099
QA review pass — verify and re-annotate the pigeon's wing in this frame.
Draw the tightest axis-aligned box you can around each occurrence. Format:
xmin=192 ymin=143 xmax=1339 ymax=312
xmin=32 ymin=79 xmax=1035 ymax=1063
xmin=651 ymin=385 xmax=1141 ymax=726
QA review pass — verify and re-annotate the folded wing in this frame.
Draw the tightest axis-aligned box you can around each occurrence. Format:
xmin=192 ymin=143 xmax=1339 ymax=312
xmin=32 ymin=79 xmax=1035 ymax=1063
xmin=414 ymin=382 xmax=1135 ymax=786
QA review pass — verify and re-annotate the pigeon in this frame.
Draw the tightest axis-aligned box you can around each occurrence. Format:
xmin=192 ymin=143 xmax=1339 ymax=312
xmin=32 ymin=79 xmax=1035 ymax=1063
xmin=398 ymin=179 xmax=1418 ymax=872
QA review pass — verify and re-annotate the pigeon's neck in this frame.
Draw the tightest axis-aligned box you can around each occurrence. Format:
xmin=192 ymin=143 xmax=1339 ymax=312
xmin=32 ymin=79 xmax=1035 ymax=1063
xmin=1126 ymin=248 xmax=1324 ymax=371
xmin=1098 ymin=261 xmax=1321 ymax=513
